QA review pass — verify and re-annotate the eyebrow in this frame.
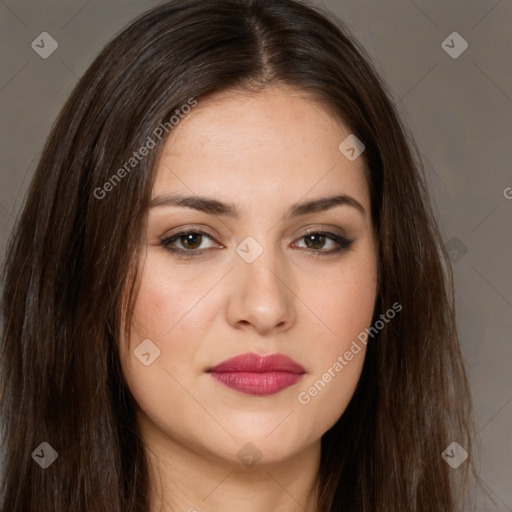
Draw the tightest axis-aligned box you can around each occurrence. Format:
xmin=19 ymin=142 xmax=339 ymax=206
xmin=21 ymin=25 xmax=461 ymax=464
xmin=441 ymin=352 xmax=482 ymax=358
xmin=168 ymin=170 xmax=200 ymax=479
xmin=150 ymin=193 xmax=366 ymax=219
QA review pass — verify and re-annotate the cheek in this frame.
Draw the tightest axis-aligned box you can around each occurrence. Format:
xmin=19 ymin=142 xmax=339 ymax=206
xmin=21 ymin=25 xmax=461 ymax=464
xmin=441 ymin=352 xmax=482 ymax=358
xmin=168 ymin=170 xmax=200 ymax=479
xmin=293 ymin=248 xmax=377 ymax=428
xmin=119 ymin=261 xmax=207 ymax=424
xmin=301 ymin=244 xmax=378 ymax=353
xmin=130 ymin=263 xmax=180 ymax=338
xmin=326 ymin=257 xmax=377 ymax=370
xmin=327 ymin=265 xmax=377 ymax=339
xmin=129 ymin=256 xmax=209 ymax=341
xmin=122 ymin=254 xmax=224 ymax=392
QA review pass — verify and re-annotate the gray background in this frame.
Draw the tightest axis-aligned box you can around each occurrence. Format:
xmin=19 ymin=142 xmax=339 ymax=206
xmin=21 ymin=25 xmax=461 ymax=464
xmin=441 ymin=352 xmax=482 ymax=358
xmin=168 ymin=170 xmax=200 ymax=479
xmin=0 ymin=0 xmax=511 ymax=510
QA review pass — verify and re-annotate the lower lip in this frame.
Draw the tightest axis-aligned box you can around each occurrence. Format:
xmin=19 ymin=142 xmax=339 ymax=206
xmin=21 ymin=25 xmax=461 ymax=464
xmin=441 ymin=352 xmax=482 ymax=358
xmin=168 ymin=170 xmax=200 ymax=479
xmin=209 ymin=371 xmax=304 ymax=396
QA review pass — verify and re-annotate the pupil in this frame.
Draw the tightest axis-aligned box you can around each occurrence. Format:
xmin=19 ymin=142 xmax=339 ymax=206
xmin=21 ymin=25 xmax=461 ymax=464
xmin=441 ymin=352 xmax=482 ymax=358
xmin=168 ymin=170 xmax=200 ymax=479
xmin=306 ymin=233 xmax=325 ymax=249
xmin=183 ymin=233 xmax=201 ymax=249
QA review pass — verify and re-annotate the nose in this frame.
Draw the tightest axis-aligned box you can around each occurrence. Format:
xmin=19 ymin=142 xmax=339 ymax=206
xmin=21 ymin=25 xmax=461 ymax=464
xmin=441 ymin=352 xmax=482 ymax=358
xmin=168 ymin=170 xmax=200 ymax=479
xmin=225 ymin=244 xmax=296 ymax=335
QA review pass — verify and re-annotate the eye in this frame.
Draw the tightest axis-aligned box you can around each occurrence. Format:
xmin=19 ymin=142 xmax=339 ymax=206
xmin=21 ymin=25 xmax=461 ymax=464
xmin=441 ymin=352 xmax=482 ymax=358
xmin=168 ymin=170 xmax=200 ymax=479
xmin=292 ymin=231 xmax=354 ymax=256
xmin=160 ymin=228 xmax=354 ymax=259
xmin=160 ymin=229 xmax=219 ymax=258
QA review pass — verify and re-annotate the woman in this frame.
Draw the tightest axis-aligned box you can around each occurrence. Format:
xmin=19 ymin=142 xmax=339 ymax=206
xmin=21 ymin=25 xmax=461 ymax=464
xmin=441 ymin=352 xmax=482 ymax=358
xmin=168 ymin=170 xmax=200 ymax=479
xmin=0 ymin=0 xmax=482 ymax=510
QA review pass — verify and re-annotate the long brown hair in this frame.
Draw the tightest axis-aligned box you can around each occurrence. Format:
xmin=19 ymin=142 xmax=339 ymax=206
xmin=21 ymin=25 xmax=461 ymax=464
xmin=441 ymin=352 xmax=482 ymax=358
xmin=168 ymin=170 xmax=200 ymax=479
xmin=1 ymin=0 xmax=481 ymax=510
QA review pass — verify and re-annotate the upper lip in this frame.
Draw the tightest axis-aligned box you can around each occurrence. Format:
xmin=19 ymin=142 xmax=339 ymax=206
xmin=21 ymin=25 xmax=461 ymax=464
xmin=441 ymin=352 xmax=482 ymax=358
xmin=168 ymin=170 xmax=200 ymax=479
xmin=207 ymin=352 xmax=305 ymax=374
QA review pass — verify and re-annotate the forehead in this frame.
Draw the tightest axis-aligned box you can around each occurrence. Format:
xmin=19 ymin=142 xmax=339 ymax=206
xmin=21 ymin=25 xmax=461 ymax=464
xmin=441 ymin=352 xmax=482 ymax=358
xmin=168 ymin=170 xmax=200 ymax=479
xmin=152 ymin=86 xmax=370 ymax=212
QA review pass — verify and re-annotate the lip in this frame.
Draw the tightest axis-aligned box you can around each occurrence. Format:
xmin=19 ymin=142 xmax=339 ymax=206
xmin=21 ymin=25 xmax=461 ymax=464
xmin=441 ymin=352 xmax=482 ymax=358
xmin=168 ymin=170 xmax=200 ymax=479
xmin=207 ymin=352 xmax=305 ymax=396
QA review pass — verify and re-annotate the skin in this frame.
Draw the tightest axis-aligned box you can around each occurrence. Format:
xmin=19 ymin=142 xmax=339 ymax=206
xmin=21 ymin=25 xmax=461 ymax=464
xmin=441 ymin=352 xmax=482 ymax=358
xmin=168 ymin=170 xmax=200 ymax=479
xmin=119 ymin=85 xmax=378 ymax=512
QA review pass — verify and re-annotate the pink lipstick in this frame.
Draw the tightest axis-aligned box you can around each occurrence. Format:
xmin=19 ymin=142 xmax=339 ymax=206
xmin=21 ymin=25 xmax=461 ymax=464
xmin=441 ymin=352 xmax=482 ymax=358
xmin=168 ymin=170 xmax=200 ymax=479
xmin=207 ymin=352 xmax=305 ymax=396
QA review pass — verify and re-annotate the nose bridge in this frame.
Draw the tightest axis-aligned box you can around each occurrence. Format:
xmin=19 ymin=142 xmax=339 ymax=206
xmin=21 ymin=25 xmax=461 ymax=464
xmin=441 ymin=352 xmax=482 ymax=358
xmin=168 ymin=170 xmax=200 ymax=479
xmin=236 ymin=235 xmax=286 ymax=297
xmin=227 ymin=234 xmax=295 ymax=332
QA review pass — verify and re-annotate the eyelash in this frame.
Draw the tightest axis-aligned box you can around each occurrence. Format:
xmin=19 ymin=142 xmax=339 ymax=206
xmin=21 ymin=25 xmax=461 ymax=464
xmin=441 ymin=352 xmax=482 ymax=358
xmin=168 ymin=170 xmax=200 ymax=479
xmin=160 ymin=229 xmax=354 ymax=259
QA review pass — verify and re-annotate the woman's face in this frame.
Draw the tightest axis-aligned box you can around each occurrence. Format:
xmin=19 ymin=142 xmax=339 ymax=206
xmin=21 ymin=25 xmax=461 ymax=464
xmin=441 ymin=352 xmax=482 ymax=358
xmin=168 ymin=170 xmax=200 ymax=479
xmin=119 ymin=86 xmax=378 ymax=466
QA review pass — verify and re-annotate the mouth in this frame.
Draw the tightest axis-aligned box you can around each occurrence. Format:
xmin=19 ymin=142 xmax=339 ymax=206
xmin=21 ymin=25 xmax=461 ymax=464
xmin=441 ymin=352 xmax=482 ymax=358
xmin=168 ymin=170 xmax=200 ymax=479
xmin=207 ymin=352 xmax=306 ymax=396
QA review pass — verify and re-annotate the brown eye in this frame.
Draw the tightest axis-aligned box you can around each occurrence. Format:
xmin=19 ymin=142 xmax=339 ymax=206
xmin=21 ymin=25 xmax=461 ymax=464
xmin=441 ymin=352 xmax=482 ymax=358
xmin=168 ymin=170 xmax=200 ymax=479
xmin=160 ymin=230 xmax=218 ymax=258
xmin=294 ymin=231 xmax=354 ymax=254
xmin=179 ymin=232 xmax=203 ymax=250
xmin=304 ymin=233 xmax=327 ymax=250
